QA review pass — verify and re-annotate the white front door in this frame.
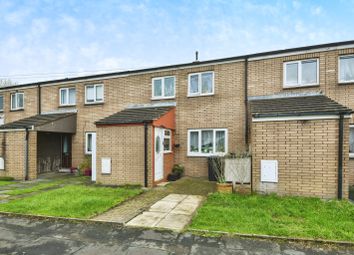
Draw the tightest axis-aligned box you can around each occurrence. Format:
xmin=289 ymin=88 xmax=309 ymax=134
xmin=154 ymin=127 xmax=164 ymax=181
xmin=91 ymin=133 xmax=97 ymax=182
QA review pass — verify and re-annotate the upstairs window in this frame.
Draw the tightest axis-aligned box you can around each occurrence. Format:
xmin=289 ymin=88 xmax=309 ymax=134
xmin=59 ymin=87 xmax=76 ymax=106
xmin=188 ymin=71 xmax=214 ymax=96
xmin=188 ymin=129 xmax=227 ymax=156
xmin=339 ymin=55 xmax=354 ymax=83
xmin=283 ymin=59 xmax=319 ymax=88
xmin=85 ymin=84 xmax=104 ymax=104
xmin=0 ymin=95 xmax=3 ymax=112
xmin=152 ymin=76 xmax=175 ymax=99
xmin=10 ymin=92 xmax=24 ymax=110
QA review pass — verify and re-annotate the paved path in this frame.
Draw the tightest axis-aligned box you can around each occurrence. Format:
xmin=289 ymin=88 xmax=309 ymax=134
xmin=126 ymin=194 xmax=204 ymax=231
xmin=0 ymin=215 xmax=352 ymax=255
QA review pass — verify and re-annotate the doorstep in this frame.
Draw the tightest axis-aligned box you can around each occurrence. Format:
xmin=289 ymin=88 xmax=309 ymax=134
xmin=126 ymin=193 xmax=204 ymax=232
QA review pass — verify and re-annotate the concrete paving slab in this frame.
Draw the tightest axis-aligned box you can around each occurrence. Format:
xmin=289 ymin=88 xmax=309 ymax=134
xmin=149 ymin=200 xmax=179 ymax=213
xmin=170 ymin=202 xmax=200 ymax=215
xmin=126 ymin=211 xmax=167 ymax=228
xmin=183 ymin=195 xmax=204 ymax=204
xmin=160 ymin=194 xmax=187 ymax=202
xmin=155 ymin=213 xmax=191 ymax=231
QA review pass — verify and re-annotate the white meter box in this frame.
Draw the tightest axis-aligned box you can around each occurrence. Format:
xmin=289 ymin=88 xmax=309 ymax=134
xmin=260 ymin=160 xmax=278 ymax=183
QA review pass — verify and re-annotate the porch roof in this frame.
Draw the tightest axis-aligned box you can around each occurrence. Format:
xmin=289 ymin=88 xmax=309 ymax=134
xmin=95 ymin=106 xmax=173 ymax=125
xmin=250 ymin=95 xmax=352 ymax=118
xmin=0 ymin=113 xmax=77 ymax=133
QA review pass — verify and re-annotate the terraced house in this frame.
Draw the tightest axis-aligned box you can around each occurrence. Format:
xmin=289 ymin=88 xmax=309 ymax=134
xmin=0 ymin=40 xmax=354 ymax=199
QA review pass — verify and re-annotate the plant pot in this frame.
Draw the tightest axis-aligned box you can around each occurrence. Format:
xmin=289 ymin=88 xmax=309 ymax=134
xmin=216 ymin=182 xmax=233 ymax=193
xmin=84 ymin=168 xmax=92 ymax=176
xmin=167 ymin=172 xmax=181 ymax=181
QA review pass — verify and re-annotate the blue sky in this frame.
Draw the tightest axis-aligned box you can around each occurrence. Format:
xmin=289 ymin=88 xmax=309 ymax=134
xmin=0 ymin=0 xmax=353 ymax=84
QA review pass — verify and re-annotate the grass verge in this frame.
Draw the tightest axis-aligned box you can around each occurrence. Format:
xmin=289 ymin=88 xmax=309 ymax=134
xmin=0 ymin=181 xmax=14 ymax=186
xmin=0 ymin=185 xmax=142 ymax=218
xmin=189 ymin=193 xmax=354 ymax=242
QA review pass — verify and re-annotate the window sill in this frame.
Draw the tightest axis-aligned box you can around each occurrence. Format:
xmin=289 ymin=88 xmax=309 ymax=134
xmin=10 ymin=109 xmax=24 ymax=112
xmin=187 ymin=153 xmax=226 ymax=157
xmin=101 ymin=173 xmax=111 ymax=175
xmin=151 ymin=97 xmax=176 ymax=101
xmin=84 ymin=102 xmax=104 ymax=106
xmin=349 ymin=154 xmax=354 ymax=159
xmin=164 ymin=151 xmax=173 ymax=154
xmin=187 ymin=93 xmax=214 ymax=98
xmin=59 ymin=105 xmax=76 ymax=108
xmin=338 ymin=82 xmax=354 ymax=86
xmin=283 ymin=84 xmax=320 ymax=89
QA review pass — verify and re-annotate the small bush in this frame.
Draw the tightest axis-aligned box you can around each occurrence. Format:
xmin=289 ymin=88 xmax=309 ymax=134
xmin=78 ymin=156 xmax=92 ymax=173
xmin=0 ymin=177 xmax=14 ymax=181
xmin=172 ymin=164 xmax=184 ymax=175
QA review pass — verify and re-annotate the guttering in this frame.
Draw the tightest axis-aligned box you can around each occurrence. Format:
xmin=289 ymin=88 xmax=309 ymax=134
xmin=252 ymin=114 xmax=352 ymax=122
xmin=37 ymin=84 xmax=41 ymax=114
xmin=337 ymin=113 xmax=344 ymax=200
xmin=144 ymin=122 xmax=148 ymax=188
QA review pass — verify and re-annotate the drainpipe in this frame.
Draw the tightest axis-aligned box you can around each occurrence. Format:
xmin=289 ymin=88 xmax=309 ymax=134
xmin=24 ymin=128 xmax=29 ymax=181
xmin=37 ymin=84 xmax=41 ymax=114
xmin=337 ymin=113 xmax=344 ymax=200
xmin=144 ymin=122 xmax=148 ymax=188
xmin=244 ymin=57 xmax=249 ymax=147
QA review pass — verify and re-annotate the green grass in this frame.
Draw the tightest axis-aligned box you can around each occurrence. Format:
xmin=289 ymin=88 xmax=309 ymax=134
xmin=190 ymin=193 xmax=354 ymax=242
xmin=0 ymin=185 xmax=142 ymax=218
xmin=5 ymin=181 xmax=64 ymax=195
xmin=0 ymin=181 xmax=14 ymax=186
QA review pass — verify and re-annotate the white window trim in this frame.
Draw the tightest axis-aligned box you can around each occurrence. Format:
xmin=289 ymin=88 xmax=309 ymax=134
xmin=283 ymin=59 xmax=319 ymax=88
xmin=187 ymin=128 xmax=228 ymax=157
xmin=338 ymin=55 xmax=354 ymax=84
xmin=59 ymin=87 xmax=76 ymax=106
xmin=85 ymin=132 xmax=95 ymax=154
xmin=85 ymin=84 xmax=104 ymax=104
xmin=163 ymin=129 xmax=172 ymax=153
xmin=0 ymin=95 xmax=3 ymax=112
xmin=350 ymin=125 xmax=354 ymax=159
xmin=10 ymin=92 xmax=24 ymax=111
xmin=151 ymin=76 xmax=176 ymax=100
xmin=188 ymin=71 xmax=215 ymax=97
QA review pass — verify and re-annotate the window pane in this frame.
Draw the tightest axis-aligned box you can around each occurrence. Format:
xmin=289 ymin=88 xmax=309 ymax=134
xmin=163 ymin=138 xmax=170 ymax=151
xmin=0 ymin=96 xmax=3 ymax=111
xmin=164 ymin=77 xmax=174 ymax=97
xmin=302 ymin=60 xmax=317 ymax=84
xmin=201 ymin=130 xmax=213 ymax=153
xmin=17 ymin=93 xmax=23 ymax=108
xmin=190 ymin=75 xmax=199 ymax=94
xmin=286 ymin=63 xmax=298 ymax=85
xmin=350 ymin=128 xmax=354 ymax=154
xmin=190 ymin=131 xmax=199 ymax=152
xmin=60 ymin=89 xmax=67 ymax=105
xmin=164 ymin=129 xmax=171 ymax=136
xmin=96 ymin=85 xmax=103 ymax=101
xmin=153 ymin=79 xmax=162 ymax=97
xmin=215 ymin=131 xmax=225 ymax=153
xmin=86 ymin=86 xmax=94 ymax=102
xmin=87 ymin=134 xmax=92 ymax=152
xmin=68 ymin=88 xmax=76 ymax=105
xmin=340 ymin=56 xmax=354 ymax=82
xmin=11 ymin=94 xmax=16 ymax=109
xmin=201 ymin=73 xmax=213 ymax=94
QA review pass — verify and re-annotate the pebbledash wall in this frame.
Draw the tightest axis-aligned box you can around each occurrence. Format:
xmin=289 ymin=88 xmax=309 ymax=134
xmin=0 ymin=41 xmax=353 ymax=194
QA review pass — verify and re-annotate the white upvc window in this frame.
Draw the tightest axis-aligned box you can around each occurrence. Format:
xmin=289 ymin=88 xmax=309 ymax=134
xmin=152 ymin=76 xmax=175 ymax=99
xmin=187 ymin=129 xmax=227 ymax=156
xmin=283 ymin=59 xmax=319 ymax=88
xmin=10 ymin=92 xmax=24 ymax=110
xmin=188 ymin=71 xmax=214 ymax=96
xmin=85 ymin=84 xmax=104 ymax=104
xmin=349 ymin=125 xmax=354 ymax=158
xmin=339 ymin=55 xmax=354 ymax=83
xmin=163 ymin=129 xmax=172 ymax=153
xmin=0 ymin=95 xmax=3 ymax=112
xmin=59 ymin=87 xmax=76 ymax=106
xmin=85 ymin=132 xmax=94 ymax=154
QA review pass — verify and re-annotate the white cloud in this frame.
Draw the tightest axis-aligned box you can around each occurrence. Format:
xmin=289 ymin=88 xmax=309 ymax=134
xmin=311 ymin=6 xmax=323 ymax=16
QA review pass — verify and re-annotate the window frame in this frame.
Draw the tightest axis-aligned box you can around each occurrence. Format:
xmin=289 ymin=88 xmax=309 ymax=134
xmin=85 ymin=132 xmax=94 ymax=155
xmin=338 ymin=55 xmax=354 ymax=84
xmin=163 ymin=129 xmax=172 ymax=153
xmin=187 ymin=71 xmax=215 ymax=97
xmin=85 ymin=84 xmax=104 ymax=104
xmin=187 ymin=128 xmax=228 ymax=157
xmin=349 ymin=125 xmax=354 ymax=158
xmin=0 ymin=95 xmax=3 ymax=112
xmin=151 ymin=76 xmax=176 ymax=100
xmin=10 ymin=92 xmax=24 ymax=111
xmin=283 ymin=59 xmax=319 ymax=88
xmin=59 ymin=87 xmax=76 ymax=106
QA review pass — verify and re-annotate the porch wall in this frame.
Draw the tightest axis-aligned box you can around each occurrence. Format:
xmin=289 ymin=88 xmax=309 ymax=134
xmin=96 ymin=125 xmax=153 ymax=187
xmin=0 ymin=131 xmax=37 ymax=180
xmin=251 ymin=118 xmax=350 ymax=199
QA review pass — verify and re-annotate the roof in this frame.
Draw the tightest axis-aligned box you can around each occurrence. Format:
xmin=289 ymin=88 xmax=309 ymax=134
xmin=95 ymin=106 xmax=173 ymax=125
xmin=0 ymin=112 xmax=76 ymax=130
xmin=250 ymin=95 xmax=352 ymax=118
xmin=3 ymin=40 xmax=354 ymax=90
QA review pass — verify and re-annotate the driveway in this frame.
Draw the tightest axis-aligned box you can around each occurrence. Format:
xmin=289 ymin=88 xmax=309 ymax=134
xmin=0 ymin=215 xmax=352 ymax=255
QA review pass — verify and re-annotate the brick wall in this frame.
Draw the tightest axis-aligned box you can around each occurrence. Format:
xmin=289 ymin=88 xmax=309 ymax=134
xmin=96 ymin=124 xmax=153 ymax=186
xmin=0 ymin=131 xmax=37 ymax=180
xmin=251 ymin=118 xmax=350 ymax=199
xmin=349 ymin=160 xmax=354 ymax=186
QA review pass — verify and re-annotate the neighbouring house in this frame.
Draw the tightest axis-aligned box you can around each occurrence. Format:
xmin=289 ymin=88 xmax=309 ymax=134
xmin=0 ymin=40 xmax=354 ymax=199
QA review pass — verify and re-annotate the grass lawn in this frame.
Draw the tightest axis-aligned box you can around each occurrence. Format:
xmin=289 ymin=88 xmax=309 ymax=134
xmin=0 ymin=185 xmax=142 ymax=218
xmin=0 ymin=181 xmax=14 ymax=186
xmin=190 ymin=193 xmax=354 ymax=242
xmin=5 ymin=181 xmax=64 ymax=195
